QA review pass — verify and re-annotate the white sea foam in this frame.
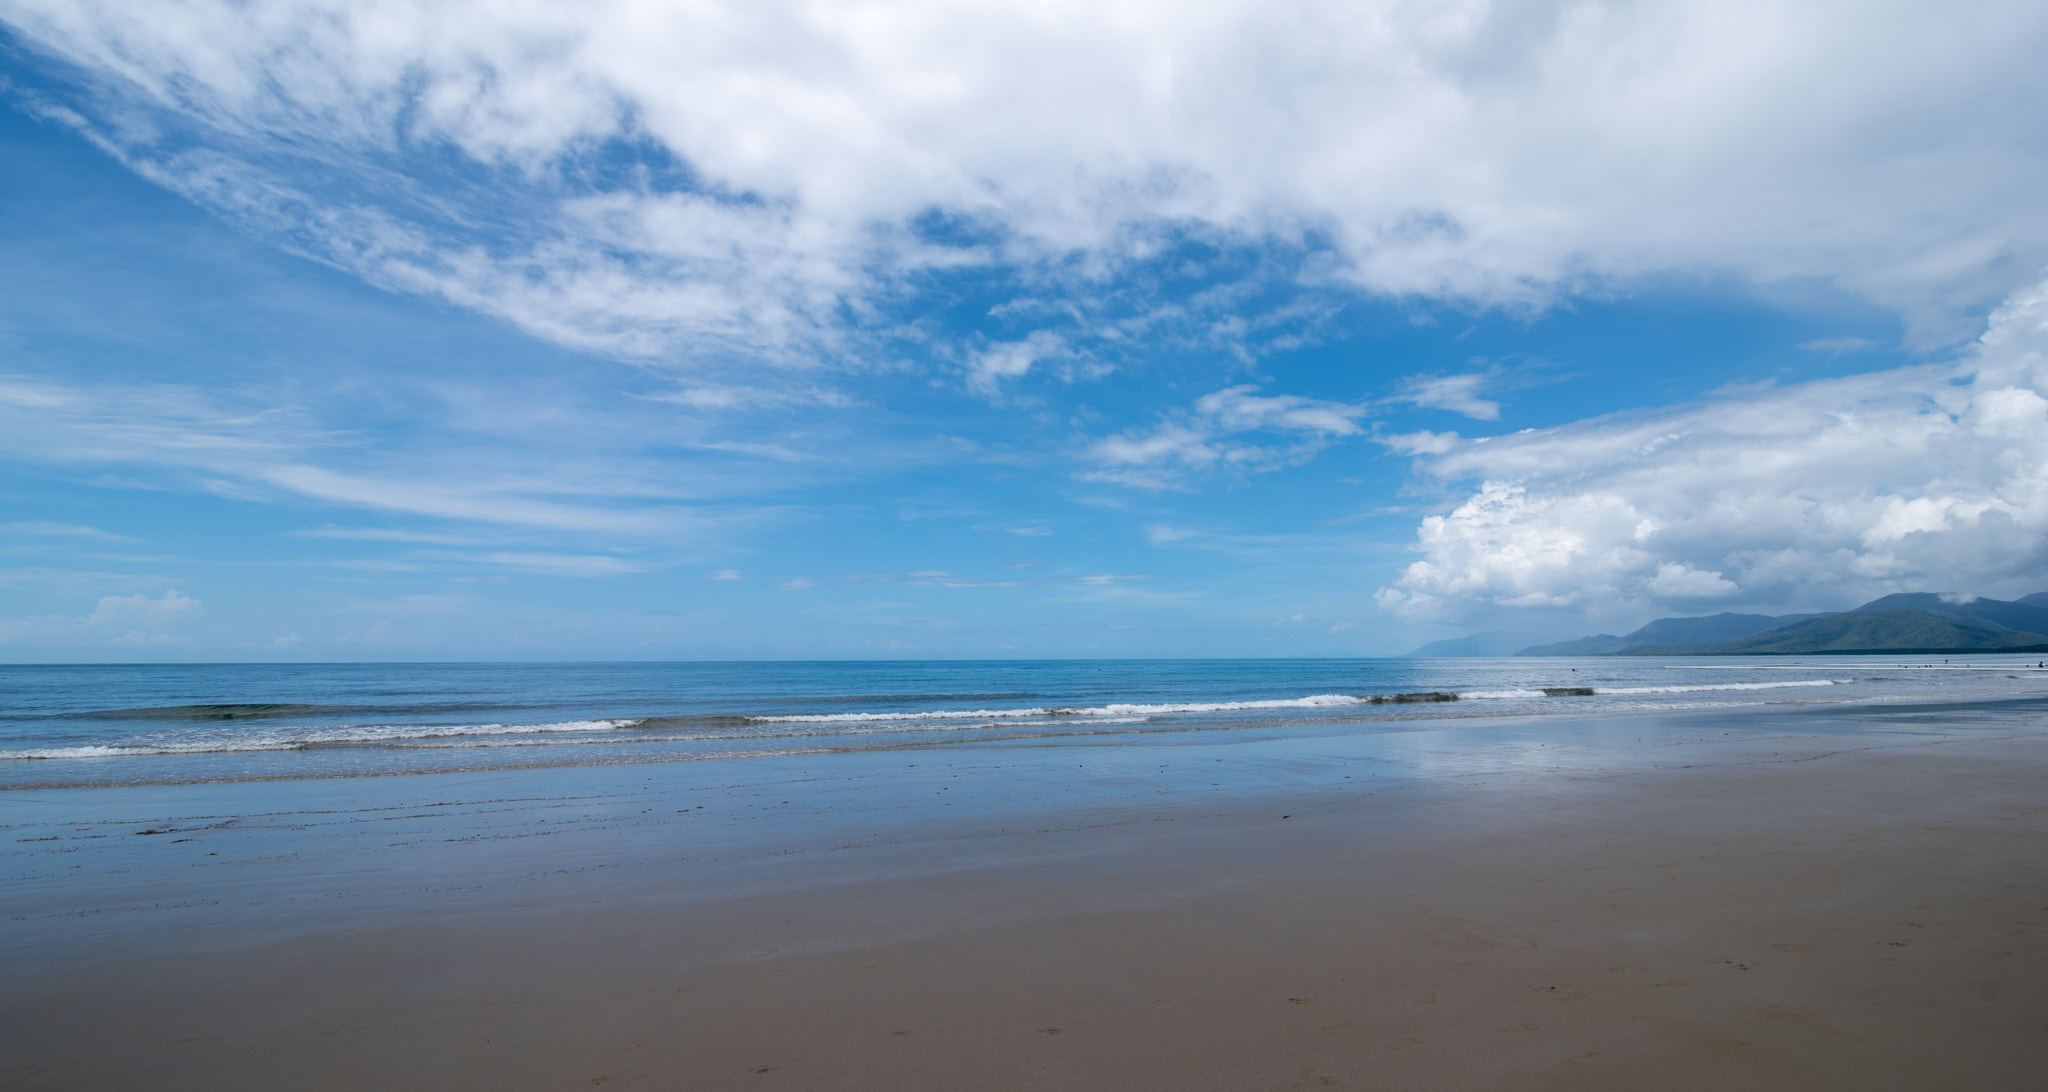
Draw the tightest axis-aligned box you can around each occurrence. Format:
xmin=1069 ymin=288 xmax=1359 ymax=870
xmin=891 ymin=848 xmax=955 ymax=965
xmin=0 ymin=719 xmax=637 ymax=760
xmin=290 ymin=718 xmax=636 ymax=743
xmin=391 ymin=716 xmax=1159 ymax=748
xmin=746 ymin=693 xmax=1374 ymax=724
xmin=0 ymin=676 xmax=1867 ymax=762
xmin=0 ymin=740 xmax=313 ymax=760
xmin=0 ymin=681 xmax=1862 ymax=763
xmin=747 ymin=682 xmax=1851 ymax=725
xmin=1458 ymin=679 xmax=1843 ymax=700
xmin=1595 ymin=680 xmax=1848 ymax=695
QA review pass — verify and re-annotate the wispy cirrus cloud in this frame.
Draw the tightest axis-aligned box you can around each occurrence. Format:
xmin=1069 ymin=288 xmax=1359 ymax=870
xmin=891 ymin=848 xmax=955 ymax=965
xmin=0 ymin=373 xmax=766 ymax=535
xmin=1082 ymin=385 xmax=1371 ymax=489
xmin=1799 ymin=336 xmax=1883 ymax=356
xmin=5 ymin=0 xmax=2045 ymax=377
xmin=460 ymin=552 xmax=640 ymax=577
xmin=824 ymin=568 xmax=1159 ymax=597
xmin=839 ymin=569 xmax=1020 ymax=589
xmin=290 ymin=527 xmax=490 ymax=546
xmin=0 ymin=520 xmax=132 ymax=541
xmin=1390 ymin=373 xmax=1500 ymax=421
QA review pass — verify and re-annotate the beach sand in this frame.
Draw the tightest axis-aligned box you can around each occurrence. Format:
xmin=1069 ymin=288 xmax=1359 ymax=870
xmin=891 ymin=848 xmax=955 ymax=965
xmin=3 ymin=700 xmax=2045 ymax=1090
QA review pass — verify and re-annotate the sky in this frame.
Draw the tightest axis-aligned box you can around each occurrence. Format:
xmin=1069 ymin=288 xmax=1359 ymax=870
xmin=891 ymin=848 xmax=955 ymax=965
xmin=1 ymin=0 xmax=2046 ymax=661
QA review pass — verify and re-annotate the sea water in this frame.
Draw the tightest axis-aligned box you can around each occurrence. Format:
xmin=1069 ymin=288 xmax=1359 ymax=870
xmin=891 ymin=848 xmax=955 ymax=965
xmin=3 ymin=655 xmax=2045 ymax=789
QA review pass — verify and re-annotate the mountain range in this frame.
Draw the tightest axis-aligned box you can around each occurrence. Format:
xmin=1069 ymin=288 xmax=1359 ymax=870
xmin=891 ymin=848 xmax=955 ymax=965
xmin=1516 ymin=592 xmax=2048 ymax=656
xmin=1405 ymin=591 xmax=2048 ymax=657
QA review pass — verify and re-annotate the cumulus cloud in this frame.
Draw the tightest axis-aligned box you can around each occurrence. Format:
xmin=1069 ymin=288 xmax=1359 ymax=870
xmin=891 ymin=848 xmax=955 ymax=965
xmin=5 ymin=0 xmax=2046 ymax=368
xmin=89 ymin=588 xmax=201 ymax=628
xmin=1377 ymin=277 xmax=2048 ymax=620
xmin=1643 ymin=562 xmax=1739 ymax=599
xmin=1083 ymin=384 xmax=1369 ymax=488
xmin=0 ymin=588 xmax=204 ymax=646
xmin=967 ymin=331 xmax=1067 ymax=396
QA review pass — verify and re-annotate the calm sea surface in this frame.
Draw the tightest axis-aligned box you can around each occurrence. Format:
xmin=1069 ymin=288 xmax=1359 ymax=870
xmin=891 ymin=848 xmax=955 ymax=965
xmin=3 ymin=656 xmax=2045 ymax=789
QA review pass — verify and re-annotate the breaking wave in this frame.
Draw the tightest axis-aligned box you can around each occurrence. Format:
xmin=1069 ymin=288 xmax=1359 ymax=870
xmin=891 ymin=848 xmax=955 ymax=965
xmin=0 ymin=679 xmax=1854 ymax=763
xmin=0 ymin=719 xmax=635 ymax=760
xmin=743 ymin=679 xmax=1848 ymax=725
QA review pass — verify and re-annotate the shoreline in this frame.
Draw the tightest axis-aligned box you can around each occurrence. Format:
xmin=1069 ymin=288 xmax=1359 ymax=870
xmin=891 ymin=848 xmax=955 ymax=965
xmin=5 ymin=698 xmax=2046 ymax=1089
xmin=8 ymin=685 xmax=2037 ymax=793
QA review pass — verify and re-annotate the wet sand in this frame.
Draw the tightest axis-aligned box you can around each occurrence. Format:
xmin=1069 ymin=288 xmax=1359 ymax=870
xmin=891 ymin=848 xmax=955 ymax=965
xmin=3 ymin=700 xmax=2045 ymax=1090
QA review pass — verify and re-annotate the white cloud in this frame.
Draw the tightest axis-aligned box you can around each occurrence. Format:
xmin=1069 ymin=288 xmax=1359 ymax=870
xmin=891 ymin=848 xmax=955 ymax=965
xmin=1643 ymin=562 xmax=1738 ymax=599
xmin=291 ymin=526 xmax=486 ymax=545
xmin=336 ymin=593 xmax=474 ymax=616
xmin=1053 ymin=573 xmax=1179 ymax=603
xmin=1378 ymin=276 xmax=2048 ymax=620
xmin=974 ymin=520 xmax=1054 ymax=537
xmin=463 ymin=551 xmax=639 ymax=577
xmin=6 ymin=0 xmax=2045 ymax=363
xmin=967 ymin=331 xmax=1065 ymax=395
xmin=0 ymin=373 xmax=739 ymax=534
xmin=0 ymin=588 xmax=204 ymax=646
xmin=639 ymin=383 xmax=854 ymax=410
xmin=0 ymin=521 xmax=131 ymax=540
xmin=259 ymin=465 xmax=678 ymax=533
xmin=1799 ymin=336 xmax=1881 ymax=355
xmin=1378 ymin=429 xmax=1463 ymax=456
xmin=110 ymin=629 xmax=194 ymax=647
xmin=707 ymin=568 xmax=744 ymax=580
xmin=1084 ymin=384 xmax=1369 ymax=488
xmin=842 ymin=569 xmax=1019 ymax=588
xmin=1393 ymin=374 xmax=1500 ymax=420
xmin=88 ymin=588 xmax=202 ymax=628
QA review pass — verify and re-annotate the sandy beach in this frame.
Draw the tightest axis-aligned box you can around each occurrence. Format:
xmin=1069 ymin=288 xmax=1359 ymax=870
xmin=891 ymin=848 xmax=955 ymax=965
xmin=4 ymin=697 xmax=2045 ymax=1090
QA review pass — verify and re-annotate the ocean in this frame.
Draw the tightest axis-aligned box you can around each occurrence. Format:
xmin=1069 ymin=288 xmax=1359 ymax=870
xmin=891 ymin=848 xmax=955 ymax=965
xmin=3 ymin=655 xmax=2045 ymax=790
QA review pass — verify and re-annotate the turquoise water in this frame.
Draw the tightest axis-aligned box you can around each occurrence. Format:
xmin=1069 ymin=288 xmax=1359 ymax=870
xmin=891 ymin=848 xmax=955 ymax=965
xmin=3 ymin=656 xmax=2044 ymax=788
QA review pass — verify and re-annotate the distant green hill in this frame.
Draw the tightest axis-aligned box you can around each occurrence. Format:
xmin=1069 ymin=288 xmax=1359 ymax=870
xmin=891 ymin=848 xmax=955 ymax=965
xmin=1521 ymin=592 xmax=2048 ymax=656
xmin=1517 ymin=612 xmax=1817 ymax=656
xmin=1516 ymin=633 xmax=1627 ymax=656
xmin=1850 ymin=593 xmax=2048 ymax=636
xmin=1622 ymin=608 xmax=2048 ymax=655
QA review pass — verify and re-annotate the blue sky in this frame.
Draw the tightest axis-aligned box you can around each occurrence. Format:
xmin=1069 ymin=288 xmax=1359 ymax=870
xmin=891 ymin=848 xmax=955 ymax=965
xmin=2 ymin=1 xmax=2046 ymax=661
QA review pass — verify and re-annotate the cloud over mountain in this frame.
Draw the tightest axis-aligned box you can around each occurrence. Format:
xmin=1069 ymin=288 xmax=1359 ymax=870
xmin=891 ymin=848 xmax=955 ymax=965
xmin=1377 ymin=277 xmax=2048 ymax=620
